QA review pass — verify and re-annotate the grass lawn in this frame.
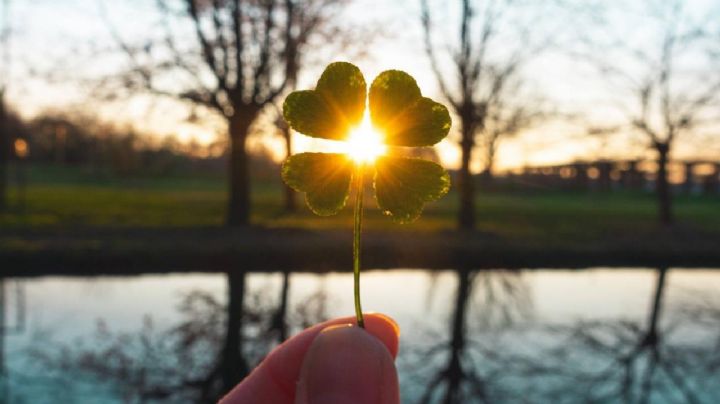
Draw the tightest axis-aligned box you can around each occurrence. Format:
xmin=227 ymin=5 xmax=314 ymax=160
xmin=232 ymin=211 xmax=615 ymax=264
xmin=1 ymin=164 xmax=719 ymax=273
xmin=1 ymin=164 xmax=719 ymax=243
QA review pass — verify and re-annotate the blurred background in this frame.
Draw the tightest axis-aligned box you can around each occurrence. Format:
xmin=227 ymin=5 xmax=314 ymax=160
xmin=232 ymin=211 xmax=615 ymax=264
xmin=0 ymin=0 xmax=719 ymax=402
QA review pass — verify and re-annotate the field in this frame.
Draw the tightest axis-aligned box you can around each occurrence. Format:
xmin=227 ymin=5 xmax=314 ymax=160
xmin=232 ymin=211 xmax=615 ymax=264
xmin=3 ymin=164 xmax=720 ymax=233
xmin=1 ymin=164 xmax=719 ymax=273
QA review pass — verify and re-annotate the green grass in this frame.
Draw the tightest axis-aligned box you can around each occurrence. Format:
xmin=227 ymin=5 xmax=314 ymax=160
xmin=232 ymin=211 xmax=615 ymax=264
xmin=1 ymin=164 xmax=719 ymax=243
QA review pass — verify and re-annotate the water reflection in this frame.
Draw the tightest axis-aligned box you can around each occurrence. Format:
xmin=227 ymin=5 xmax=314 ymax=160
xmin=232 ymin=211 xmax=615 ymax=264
xmin=403 ymin=267 xmax=720 ymax=403
xmin=0 ymin=268 xmax=719 ymax=403
xmin=407 ymin=270 xmax=530 ymax=404
xmin=16 ymin=272 xmax=328 ymax=403
xmin=0 ymin=279 xmax=25 ymax=403
xmin=220 ymin=271 xmax=247 ymax=396
xmin=505 ymin=267 xmax=720 ymax=403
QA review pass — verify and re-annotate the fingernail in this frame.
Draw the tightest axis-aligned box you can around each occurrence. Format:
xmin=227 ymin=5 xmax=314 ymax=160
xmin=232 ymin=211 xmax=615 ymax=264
xmin=295 ymin=325 xmax=399 ymax=404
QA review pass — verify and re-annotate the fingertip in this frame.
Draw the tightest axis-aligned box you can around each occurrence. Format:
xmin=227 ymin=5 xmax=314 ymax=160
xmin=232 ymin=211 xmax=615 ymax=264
xmin=362 ymin=313 xmax=401 ymax=359
xmin=366 ymin=312 xmax=401 ymax=337
xmin=296 ymin=325 xmax=400 ymax=404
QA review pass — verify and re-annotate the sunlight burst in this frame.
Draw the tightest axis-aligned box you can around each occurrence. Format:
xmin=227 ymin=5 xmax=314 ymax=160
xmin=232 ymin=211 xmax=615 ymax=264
xmin=344 ymin=115 xmax=387 ymax=164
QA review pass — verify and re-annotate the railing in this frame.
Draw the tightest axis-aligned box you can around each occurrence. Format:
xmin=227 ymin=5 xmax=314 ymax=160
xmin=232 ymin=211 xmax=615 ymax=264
xmin=498 ymin=159 xmax=720 ymax=194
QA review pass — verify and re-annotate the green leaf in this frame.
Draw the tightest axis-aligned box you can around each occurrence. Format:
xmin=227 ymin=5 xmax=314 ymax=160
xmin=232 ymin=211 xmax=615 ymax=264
xmin=369 ymin=70 xmax=451 ymax=147
xmin=282 ymin=152 xmax=354 ymax=216
xmin=374 ymin=156 xmax=450 ymax=223
xmin=283 ymin=62 xmax=366 ymax=141
xmin=283 ymin=91 xmax=339 ymax=140
xmin=369 ymin=70 xmax=421 ymax=124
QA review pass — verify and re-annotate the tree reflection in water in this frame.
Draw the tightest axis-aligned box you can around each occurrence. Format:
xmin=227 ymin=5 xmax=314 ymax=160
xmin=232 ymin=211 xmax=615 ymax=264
xmin=493 ymin=267 xmax=720 ymax=403
xmin=15 ymin=268 xmax=720 ymax=403
xmin=407 ymin=269 xmax=531 ymax=404
xmin=408 ymin=268 xmax=720 ymax=404
xmin=29 ymin=271 xmax=329 ymax=403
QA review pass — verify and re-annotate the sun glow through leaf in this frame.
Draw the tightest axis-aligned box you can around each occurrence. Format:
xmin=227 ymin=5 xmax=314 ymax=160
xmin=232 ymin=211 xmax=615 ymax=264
xmin=343 ymin=114 xmax=387 ymax=164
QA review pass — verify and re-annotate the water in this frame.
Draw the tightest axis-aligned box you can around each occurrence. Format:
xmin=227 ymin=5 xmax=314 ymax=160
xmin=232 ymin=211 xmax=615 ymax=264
xmin=1 ymin=268 xmax=719 ymax=403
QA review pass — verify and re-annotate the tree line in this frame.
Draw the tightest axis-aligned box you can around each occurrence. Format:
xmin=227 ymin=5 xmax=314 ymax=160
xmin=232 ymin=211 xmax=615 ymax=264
xmin=0 ymin=109 xmax=280 ymax=178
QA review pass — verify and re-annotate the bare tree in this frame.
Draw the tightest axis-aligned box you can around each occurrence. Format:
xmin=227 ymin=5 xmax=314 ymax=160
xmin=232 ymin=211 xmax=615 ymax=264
xmin=576 ymin=0 xmax=720 ymax=225
xmin=102 ymin=0 xmax=353 ymax=226
xmin=421 ymin=0 xmax=557 ymax=230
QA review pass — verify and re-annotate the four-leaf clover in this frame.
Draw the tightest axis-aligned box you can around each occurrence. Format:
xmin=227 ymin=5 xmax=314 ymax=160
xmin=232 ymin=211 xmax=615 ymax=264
xmin=282 ymin=62 xmax=452 ymax=223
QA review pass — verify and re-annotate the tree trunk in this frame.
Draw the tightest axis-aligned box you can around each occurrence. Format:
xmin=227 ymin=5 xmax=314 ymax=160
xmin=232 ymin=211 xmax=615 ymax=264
xmin=682 ymin=162 xmax=694 ymax=194
xmin=226 ymin=113 xmax=253 ymax=227
xmin=221 ymin=271 xmax=248 ymax=393
xmin=655 ymin=143 xmax=673 ymax=225
xmin=458 ymin=118 xmax=475 ymax=230
xmin=480 ymin=136 xmax=496 ymax=186
xmin=282 ymin=125 xmax=296 ymax=213
xmin=0 ymin=94 xmax=8 ymax=211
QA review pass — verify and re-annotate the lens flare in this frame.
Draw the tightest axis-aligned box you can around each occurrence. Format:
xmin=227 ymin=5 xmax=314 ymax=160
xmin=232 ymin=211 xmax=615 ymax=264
xmin=344 ymin=114 xmax=386 ymax=164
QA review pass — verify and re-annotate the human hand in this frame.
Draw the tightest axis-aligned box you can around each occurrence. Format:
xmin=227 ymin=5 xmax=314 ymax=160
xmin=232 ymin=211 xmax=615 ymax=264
xmin=220 ymin=313 xmax=401 ymax=404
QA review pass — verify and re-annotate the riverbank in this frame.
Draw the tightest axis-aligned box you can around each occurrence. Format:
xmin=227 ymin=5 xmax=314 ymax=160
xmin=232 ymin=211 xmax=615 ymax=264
xmin=2 ymin=225 xmax=719 ymax=276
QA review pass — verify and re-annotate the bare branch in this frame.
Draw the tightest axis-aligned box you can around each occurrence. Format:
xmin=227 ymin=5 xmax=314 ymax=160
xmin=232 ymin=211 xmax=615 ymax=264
xmin=231 ymin=0 xmax=244 ymax=101
xmin=99 ymin=0 xmax=225 ymax=114
xmin=420 ymin=0 xmax=458 ymax=109
xmin=212 ymin=0 xmax=231 ymax=84
xmin=251 ymin=0 xmax=278 ymax=103
xmin=186 ymin=0 xmax=228 ymax=93
xmin=578 ymin=0 xmax=720 ymax=150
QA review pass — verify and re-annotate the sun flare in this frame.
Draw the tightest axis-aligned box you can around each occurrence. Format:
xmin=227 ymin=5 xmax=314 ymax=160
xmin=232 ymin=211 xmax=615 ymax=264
xmin=344 ymin=115 xmax=387 ymax=164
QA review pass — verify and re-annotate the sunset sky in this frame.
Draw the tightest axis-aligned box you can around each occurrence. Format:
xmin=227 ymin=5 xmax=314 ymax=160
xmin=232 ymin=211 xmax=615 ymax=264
xmin=2 ymin=0 xmax=719 ymax=172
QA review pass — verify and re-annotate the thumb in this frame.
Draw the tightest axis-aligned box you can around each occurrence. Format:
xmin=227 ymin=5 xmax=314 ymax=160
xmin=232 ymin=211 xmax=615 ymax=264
xmin=295 ymin=324 xmax=400 ymax=404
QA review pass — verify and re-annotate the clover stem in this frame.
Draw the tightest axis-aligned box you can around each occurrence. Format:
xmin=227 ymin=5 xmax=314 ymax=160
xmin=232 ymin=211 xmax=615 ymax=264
xmin=353 ymin=163 xmax=365 ymax=328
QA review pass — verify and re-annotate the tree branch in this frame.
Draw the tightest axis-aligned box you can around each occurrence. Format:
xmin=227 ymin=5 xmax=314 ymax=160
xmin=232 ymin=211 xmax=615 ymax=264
xmin=186 ymin=0 xmax=229 ymax=93
xmin=420 ymin=0 xmax=458 ymax=109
